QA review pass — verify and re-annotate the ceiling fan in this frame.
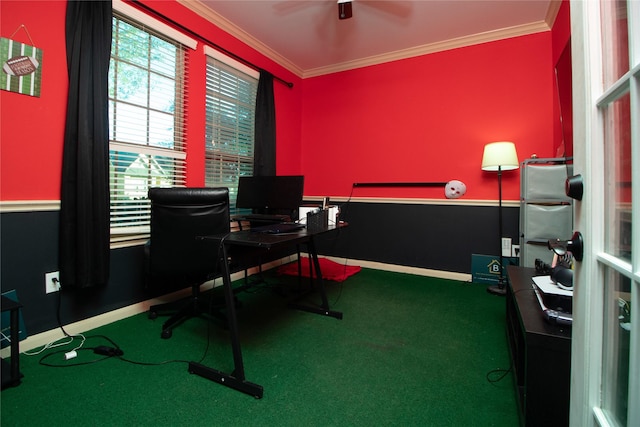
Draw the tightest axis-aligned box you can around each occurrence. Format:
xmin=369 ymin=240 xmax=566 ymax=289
xmin=273 ymin=1 xmax=411 ymax=23
xmin=337 ymin=0 xmax=353 ymax=20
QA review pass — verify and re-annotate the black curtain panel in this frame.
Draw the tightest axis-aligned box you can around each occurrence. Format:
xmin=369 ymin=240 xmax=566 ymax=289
xmin=253 ymin=70 xmax=276 ymax=176
xmin=59 ymin=0 xmax=112 ymax=289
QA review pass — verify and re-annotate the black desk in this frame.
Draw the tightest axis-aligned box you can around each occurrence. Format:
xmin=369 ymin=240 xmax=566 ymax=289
xmin=189 ymin=225 xmax=344 ymax=398
xmin=506 ymin=266 xmax=571 ymax=426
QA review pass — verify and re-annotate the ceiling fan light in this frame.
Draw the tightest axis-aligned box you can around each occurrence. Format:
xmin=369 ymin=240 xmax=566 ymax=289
xmin=338 ymin=0 xmax=353 ymax=20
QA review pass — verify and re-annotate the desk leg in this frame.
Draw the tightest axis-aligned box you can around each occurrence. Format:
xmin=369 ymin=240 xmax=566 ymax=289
xmin=288 ymin=237 xmax=343 ymax=320
xmin=189 ymin=244 xmax=263 ymax=399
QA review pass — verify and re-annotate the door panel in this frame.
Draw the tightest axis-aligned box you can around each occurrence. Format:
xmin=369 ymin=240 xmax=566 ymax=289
xmin=570 ymin=1 xmax=638 ymax=426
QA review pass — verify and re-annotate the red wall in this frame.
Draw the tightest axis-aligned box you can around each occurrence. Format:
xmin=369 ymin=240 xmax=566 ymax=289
xmin=1 ymin=0 xmax=560 ymax=203
xmin=552 ymin=0 xmax=571 ymax=64
xmin=301 ymin=33 xmax=555 ymax=201
xmin=0 ymin=1 xmax=68 ymax=201
xmin=0 ymin=0 xmax=303 ymax=201
xmin=139 ymin=1 xmax=304 ymax=182
xmin=551 ymin=0 xmax=573 ymax=158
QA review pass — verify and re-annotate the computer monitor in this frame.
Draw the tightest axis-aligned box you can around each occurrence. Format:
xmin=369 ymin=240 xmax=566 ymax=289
xmin=236 ymin=175 xmax=304 ymax=214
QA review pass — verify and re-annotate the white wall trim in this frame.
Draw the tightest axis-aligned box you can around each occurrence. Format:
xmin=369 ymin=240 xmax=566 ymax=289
xmin=0 ymin=198 xmax=518 ymax=214
xmin=177 ymin=0 xmax=551 ymax=79
xmin=304 ymin=196 xmax=520 ymax=208
xmin=0 ymin=200 xmax=60 ymax=212
xmin=322 ymin=255 xmax=472 ymax=283
xmin=545 ymin=0 xmax=563 ymax=29
xmin=4 ymin=257 xmax=470 ymax=357
xmin=2 ymin=261 xmax=280 ymax=357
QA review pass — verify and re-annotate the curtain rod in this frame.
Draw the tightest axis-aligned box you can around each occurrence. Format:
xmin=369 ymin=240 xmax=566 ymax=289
xmin=129 ymin=0 xmax=294 ymax=88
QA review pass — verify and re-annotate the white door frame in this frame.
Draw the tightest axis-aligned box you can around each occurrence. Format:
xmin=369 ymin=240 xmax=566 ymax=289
xmin=569 ymin=1 xmax=604 ymax=424
xmin=570 ymin=1 xmax=639 ymax=426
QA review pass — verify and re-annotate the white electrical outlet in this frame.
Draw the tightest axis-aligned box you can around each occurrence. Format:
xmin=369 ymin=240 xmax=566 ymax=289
xmin=45 ymin=271 xmax=61 ymax=293
xmin=501 ymin=238 xmax=512 ymax=257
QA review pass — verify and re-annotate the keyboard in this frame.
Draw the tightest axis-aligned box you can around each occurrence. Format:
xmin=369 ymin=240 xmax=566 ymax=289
xmin=234 ymin=214 xmax=291 ymax=222
xmin=250 ymin=223 xmax=305 ymax=234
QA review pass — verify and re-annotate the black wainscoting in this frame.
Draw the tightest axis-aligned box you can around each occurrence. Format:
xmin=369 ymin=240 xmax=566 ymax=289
xmin=314 ymin=201 xmax=519 ymax=274
xmin=1 ymin=211 xmax=148 ymax=337
xmin=1 ymin=201 xmax=519 ymax=336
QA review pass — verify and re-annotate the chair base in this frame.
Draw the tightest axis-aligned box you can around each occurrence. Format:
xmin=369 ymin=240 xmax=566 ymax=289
xmin=149 ymin=288 xmax=228 ymax=339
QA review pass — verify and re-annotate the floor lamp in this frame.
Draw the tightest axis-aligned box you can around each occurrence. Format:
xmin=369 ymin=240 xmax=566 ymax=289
xmin=481 ymin=141 xmax=519 ymax=296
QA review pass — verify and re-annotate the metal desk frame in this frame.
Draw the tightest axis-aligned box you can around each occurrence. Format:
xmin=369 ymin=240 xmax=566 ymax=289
xmin=188 ymin=225 xmax=344 ymax=398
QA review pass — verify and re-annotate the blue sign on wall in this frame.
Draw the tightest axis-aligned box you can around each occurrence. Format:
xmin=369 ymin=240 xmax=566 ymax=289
xmin=471 ymin=254 xmax=519 ymax=284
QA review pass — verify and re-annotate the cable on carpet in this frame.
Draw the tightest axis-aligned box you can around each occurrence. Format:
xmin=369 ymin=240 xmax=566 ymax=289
xmin=486 ymin=365 xmax=512 ymax=384
xmin=30 ymin=288 xmax=191 ymax=368
xmin=24 ymin=288 xmax=86 ymax=356
xmin=38 ymin=333 xmax=191 ymax=368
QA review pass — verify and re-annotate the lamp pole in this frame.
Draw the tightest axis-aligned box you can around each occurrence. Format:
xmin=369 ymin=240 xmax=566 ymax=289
xmin=498 ymin=164 xmax=504 ymax=286
xmin=481 ymin=141 xmax=519 ymax=296
xmin=488 ymin=165 xmax=506 ymax=296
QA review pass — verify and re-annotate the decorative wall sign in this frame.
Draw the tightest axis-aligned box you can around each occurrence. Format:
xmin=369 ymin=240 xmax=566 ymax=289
xmin=1 ymin=25 xmax=42 ymax=97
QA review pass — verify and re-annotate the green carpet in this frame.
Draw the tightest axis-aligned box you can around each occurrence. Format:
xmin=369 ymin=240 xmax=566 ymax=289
xmin=1 ymin=268 xmax=518 ymax=426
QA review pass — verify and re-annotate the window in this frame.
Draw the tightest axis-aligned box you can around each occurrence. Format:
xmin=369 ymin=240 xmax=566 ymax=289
xmin=108 ymin=11 xmax=190 ymax=246
xmin=204 ymin=47 xmax=259 ymax=214
xmin=595 ymin=1 xmax=637 ymax=425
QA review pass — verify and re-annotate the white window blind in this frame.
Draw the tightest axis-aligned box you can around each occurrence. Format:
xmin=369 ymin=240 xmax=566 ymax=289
xmin=204 ymin=52 xmax=259 ymax=214
xmin=109 ymin=12 xmax=189 ymax=246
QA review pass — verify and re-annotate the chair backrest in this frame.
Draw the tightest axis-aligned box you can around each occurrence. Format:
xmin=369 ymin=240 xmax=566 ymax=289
xmin=148 ymin=187 xmax=230 ymax=284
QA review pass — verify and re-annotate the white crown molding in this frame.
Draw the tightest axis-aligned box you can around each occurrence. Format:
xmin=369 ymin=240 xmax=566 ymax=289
xmin=303 ymin=21 xmax=550 ymax=78
xmin=178 ymin=0 xmax=551 ymax=79
xmin=545 ymin=0 xmax=563 ymax=28
xmin=176 ymin=0 xmax=304 ymax=77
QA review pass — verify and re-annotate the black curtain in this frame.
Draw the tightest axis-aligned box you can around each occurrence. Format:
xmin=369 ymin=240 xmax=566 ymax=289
xmin=253 ymin=70 xmax=276 ymax=176
xmin=59 ymin=0 xmax=112 ymax=289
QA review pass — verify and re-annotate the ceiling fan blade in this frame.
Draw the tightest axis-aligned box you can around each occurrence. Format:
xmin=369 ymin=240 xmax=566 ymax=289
xmin=338 ymin=0 xmax=353 ymax=20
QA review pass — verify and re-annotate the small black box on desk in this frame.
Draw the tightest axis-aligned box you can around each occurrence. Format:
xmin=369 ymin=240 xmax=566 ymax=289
xmin=306 ymin=209 xmax=329 ymax=232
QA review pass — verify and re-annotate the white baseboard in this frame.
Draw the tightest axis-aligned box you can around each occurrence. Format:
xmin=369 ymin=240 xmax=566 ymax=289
xmin=321 ymin=256 xmax=472 ymax=282
xmin=2 ymin=262 xmax=280 ymax=356
xmin=4 ymin=256 xmax=470 ymax=357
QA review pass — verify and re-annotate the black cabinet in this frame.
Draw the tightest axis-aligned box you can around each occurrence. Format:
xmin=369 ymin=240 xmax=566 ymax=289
xmin=506 ymin=266 xmax=571 ymax=426
xmin=1 ymin=295 xmax=23 ymax=389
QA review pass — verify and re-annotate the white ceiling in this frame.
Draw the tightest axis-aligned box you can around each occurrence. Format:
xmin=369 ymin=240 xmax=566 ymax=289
xmin=178 ymin=0 xmax=559 ymax=78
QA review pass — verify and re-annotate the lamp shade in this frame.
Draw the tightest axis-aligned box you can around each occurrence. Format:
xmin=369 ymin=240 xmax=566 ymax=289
xmin=481 ymin=141 xmax=519 ymax=171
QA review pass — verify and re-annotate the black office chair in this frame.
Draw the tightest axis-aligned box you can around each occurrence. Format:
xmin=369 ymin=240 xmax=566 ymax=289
xmin=146 ymin=187 xmax=231 ymax=339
